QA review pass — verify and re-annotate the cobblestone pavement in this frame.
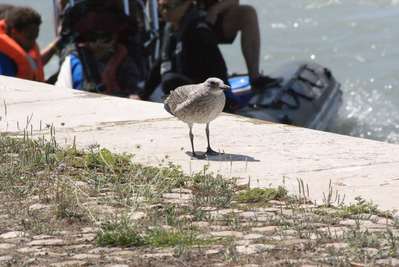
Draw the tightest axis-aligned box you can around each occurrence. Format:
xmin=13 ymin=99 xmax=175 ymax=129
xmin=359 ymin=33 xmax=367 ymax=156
xmin=1 ymin=187 xmax=399 ymax=266
xmin=1 ymin=136 xmax=399 ymax=266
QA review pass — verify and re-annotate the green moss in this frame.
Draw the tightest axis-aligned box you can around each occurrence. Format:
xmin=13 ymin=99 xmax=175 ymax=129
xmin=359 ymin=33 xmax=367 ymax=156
xmin=236 ymin=186 xmax=288 ymax=203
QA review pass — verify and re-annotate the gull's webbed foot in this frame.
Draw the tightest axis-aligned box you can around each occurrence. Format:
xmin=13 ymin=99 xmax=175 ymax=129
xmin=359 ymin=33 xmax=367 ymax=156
xmin=206 ymin=147 xmax=220 ymax=156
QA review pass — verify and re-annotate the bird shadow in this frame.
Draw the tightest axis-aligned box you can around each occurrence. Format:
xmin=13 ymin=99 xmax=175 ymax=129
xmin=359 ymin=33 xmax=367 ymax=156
xmin=185 ymin=151 xmax=259 ymax=162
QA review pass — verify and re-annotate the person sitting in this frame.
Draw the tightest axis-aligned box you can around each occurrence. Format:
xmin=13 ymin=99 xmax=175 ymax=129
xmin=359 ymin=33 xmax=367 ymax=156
xmin=0 ymin=5 xmax=60 ymax=81
xmin=197 ymin=0 xmax=281 ymax=91
xmin=156 ymin=0 xmax=242 ymax=111
xmin=0 ymin=6 xmax=44 ymax=81
xmin=55 ymin=11 xmax=143 ymax=99
xmin=57 ymin=0 xmax=149 ymax=81
xmin=162 ymin=0 xmax=227 ymax=84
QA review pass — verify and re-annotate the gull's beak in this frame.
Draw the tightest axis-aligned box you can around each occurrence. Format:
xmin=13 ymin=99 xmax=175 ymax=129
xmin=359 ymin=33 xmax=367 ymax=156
xmin=220 ymin=84 xmax=231 ymax=91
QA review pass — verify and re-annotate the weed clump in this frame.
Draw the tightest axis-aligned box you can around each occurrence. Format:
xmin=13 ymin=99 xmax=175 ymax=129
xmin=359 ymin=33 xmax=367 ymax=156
xmin=53 ymin=177 xmax=90 ymax=222
xmin=236 ymin=186 xmax=288 ymax=203
xmin=96 ymin=219 xmax=211 ymax=248
xmin=145 ymin=228 xmax=201 ymax=247
xmin=340 ymin=196 xmax=378 ymax=216
xmin=191 ymin=171 xmax=235 ymax=208
xmin=315 ymin=196 xmax=380 ymax=219
xmin=345 ymin=228 xmax=381 ymax=250
xmin=84 ymin=146 xmax=132 ymax=173
xmin=96 ymin=217 xmax=145 ymax=247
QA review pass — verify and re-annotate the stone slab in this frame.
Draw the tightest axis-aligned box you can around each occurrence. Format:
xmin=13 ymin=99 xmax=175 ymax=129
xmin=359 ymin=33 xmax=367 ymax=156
xmin=1 ymin=76 xmax=399 ymax=212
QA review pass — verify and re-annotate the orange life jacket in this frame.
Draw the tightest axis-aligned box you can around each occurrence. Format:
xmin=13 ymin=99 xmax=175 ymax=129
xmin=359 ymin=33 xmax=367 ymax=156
xmin=0 ymin=20 xmax=44 ymax=81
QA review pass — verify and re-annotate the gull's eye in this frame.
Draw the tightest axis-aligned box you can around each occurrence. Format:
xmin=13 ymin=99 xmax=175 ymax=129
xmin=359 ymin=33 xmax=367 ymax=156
xmin=210 ymin=81 xmax=217 ymax=86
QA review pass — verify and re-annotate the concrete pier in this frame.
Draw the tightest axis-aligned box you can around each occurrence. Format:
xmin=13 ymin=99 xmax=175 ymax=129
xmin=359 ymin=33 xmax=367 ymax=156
xmin=1 ymin=76 xmax=399 ymax=212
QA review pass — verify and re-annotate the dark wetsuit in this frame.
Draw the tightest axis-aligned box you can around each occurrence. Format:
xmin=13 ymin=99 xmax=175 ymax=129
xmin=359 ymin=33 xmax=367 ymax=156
xmin=180 ymin=8 xmax=228 ymax=83
xmin=160 ymin=7 xmax=228 ymax=92
xmin=197 ymin=0 xmax=235 ymax=44
xmin=158 ymin=7 xmax=240 ymax=111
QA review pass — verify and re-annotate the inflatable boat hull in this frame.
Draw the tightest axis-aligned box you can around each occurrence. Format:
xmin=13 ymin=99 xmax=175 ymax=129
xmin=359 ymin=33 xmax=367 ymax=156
xmin=229 ymin=61 xmax=342 ymax=131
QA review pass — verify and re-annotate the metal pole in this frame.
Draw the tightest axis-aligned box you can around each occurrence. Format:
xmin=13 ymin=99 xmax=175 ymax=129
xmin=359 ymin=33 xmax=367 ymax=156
xmin=52 ymin=0 xmax=60 ymax=36
xmin=148 ymin=0 xmax=160 ymax=62
xmin=123 ymin=0 xmax=130 ymax=16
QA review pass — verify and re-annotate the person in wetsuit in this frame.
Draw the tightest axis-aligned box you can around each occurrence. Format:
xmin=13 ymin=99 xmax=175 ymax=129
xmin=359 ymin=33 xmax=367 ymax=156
xmin=197 ymin=0 xmax=280 ymax=91
xmin=155 ymin=0 xmax=240 ymax=111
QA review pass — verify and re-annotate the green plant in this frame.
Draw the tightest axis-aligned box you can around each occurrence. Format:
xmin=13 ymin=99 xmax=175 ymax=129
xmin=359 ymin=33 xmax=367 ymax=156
xmin=145 ymin=227 xmax=209 ymax=247
xmin=340 ymin=197 xmax=378 ymax=218
xmin=315 ymin=196 xmax=380 ymax=220
xmin=54 ymin=178 xmax=86 ymax=221
xmin=191 ymin=172 xmax=234 ymax=208
xmin=96 ymin=217 xmax=144 ymax=247
xmin=236 ymin=186 xmax=287 ymax=203
xmin=322 ymin=180 xmax=345 ymax=207
xmin=84 ymin=147 xmax=132 ymax=173
xmin=345 ymin=228 xmax=380 ymax=249
xmin=385 ymin=228 xmax=399 ymax=257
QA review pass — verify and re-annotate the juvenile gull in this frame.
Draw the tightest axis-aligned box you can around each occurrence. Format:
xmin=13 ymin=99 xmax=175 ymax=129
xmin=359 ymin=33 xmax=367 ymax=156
xmin=164 ymin=77 xmax=230 ymax=159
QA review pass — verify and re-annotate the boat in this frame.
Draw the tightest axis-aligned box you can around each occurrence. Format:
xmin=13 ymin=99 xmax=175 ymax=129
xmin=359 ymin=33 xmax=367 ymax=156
xmin=227 ymin=61 xmax=342 ymax=130
xmin=55 ymin=0 xmax=342 ymax=131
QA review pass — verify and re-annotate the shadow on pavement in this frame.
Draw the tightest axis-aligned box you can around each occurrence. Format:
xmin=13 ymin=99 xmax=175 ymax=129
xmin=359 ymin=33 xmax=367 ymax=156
xmin=185 ymin=151 xmax=259 ymax=162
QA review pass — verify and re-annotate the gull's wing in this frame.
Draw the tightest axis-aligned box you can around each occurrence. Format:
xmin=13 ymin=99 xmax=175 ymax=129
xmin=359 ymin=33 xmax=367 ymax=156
xmin=164 ymin=83 xmax=208 ymax=115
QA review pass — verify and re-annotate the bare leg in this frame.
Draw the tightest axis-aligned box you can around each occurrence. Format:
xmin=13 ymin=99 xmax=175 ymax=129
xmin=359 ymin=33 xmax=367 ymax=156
xmin=206 ymin=123 xmax=219 ymax=155
xmin=189 ymin=123 xmax=205 ymax=159
xmin=221 ymin=5 xmax=261 ymax=81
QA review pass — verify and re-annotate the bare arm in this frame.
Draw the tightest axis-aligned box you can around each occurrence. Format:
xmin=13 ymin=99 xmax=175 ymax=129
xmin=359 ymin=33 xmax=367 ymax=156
xmin=211 ymin=0 xmax=239 ymax=13
xmin=41 ymin=37 xmax=61 ymax=65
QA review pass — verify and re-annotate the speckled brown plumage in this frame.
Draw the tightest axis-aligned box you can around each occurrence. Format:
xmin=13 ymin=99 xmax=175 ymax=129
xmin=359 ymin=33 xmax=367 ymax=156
xmin=164 ymin=77 xmax=229 ymax=159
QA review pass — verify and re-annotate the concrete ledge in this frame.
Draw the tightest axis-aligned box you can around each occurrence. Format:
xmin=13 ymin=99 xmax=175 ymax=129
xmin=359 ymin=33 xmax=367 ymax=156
xmin=1 ymin=76 xmax=399 ymax=211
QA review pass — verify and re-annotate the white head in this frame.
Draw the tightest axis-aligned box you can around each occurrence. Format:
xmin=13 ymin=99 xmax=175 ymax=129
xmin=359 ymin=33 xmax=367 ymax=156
xmin=204 ymin=77 xmax=230 ymax=94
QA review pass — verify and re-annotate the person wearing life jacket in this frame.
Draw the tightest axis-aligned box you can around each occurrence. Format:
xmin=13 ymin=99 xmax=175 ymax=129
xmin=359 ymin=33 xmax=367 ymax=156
xmin=0 ymin=6 xmax=44 ymax=81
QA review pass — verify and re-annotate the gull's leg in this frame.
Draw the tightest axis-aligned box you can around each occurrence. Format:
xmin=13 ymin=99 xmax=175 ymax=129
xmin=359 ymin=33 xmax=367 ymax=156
xmin=206 ymin=123 xmax=219 ymax=156
xmin=189 ymin=123 xmax=205 ymax=159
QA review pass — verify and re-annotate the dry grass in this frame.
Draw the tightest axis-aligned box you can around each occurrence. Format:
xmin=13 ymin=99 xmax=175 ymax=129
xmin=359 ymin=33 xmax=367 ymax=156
xmin=0 ymin=132 xmax=398 ymax=266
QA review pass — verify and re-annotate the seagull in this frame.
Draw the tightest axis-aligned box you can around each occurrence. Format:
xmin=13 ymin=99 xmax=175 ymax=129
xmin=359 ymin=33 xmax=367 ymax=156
xmin=164 ymin=77 xmax=230 ymax=159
